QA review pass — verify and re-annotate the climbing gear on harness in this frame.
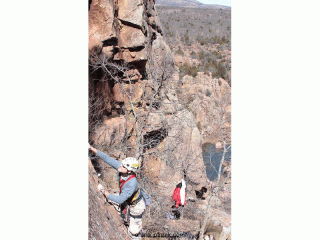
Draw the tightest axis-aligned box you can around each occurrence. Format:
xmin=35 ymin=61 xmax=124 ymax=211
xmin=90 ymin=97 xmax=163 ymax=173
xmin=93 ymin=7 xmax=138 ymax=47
xmin=131 ymin=190 xmax=143 ymax=206
xmin=122 ymin=157 xmax=139 ymax=173
xmin=121 ymin=205 xmax=130 ymax=224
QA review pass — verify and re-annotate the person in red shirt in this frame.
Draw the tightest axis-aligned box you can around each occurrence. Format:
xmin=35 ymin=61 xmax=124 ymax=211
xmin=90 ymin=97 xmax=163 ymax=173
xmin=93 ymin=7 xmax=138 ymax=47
xmin=171 ymin=179 xmax=186 ymax=219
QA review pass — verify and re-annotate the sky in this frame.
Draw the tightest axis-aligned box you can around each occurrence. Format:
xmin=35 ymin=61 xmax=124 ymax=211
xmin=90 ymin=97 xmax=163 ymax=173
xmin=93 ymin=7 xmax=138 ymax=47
xmin=197 ymin=0 xmax=231 ymax=7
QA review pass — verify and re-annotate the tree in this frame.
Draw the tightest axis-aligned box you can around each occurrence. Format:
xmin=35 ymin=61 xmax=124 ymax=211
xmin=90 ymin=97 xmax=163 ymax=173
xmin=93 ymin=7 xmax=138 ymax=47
xmin=89 ymin=44 xmax=174 ymax=159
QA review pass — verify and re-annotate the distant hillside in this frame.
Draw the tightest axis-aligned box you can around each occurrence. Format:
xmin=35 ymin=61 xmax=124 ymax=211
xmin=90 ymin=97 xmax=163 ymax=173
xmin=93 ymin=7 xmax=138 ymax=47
xmin=155 ymin=0 xmax=231 ymax=9
xmin=157 ymin=6 xmax=231 ymax=45
xmin=156 ymin=6 xmax=231 ymax=85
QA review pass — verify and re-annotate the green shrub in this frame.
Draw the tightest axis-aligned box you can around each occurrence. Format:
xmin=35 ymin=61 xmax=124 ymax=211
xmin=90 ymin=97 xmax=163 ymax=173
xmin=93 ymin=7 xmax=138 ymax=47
xmin=182 ymin=32 xmax=190 ymax=44
xmin=207 ymin=35 xmax=229 ymax=45
xmin=197 ymin=122 xmax=202 ymax=132
xmin=212 ymin=61 xmax=227 ymax=79
xmin=221 ymin=36 xmax=227 ymax=44
xmin=187 ymin=96 xmax=194 ymax=106
xmin=167 ymin=31 xmax=175 ymax=37
xmin=212 ymin=50 xmax=221 ymax=58
xmin=176 ymin=46 xmax=184 ymax=56
xmin=200 ymin=38 xmax=208 ymax=45
xmin=199 ymin=50 xmax=206 ymax=60
xmin=190 ymin=51 xmax=197 ymax=59
xmin=179 ymin=63 xmax=198 ymax=78
xmin=186 ymin=96 xmax=195 ymax=111
xmin=196 ymin=34 xmax=202 ymax=44
xmin=203 ymin=60 xmax=217 ymax=72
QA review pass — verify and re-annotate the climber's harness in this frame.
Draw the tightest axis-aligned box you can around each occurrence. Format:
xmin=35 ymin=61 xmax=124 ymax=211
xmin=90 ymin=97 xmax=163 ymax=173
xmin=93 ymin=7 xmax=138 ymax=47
xmin=119 ymin=174 xmax=143 ymax=206
xmin=119 ymin=174 xmax=144 ymax=222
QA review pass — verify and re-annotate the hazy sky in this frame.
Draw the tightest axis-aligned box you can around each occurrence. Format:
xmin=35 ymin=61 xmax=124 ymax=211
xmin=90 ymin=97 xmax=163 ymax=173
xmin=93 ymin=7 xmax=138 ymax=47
xmin=197 ymin=0 xmax=231 ymax=7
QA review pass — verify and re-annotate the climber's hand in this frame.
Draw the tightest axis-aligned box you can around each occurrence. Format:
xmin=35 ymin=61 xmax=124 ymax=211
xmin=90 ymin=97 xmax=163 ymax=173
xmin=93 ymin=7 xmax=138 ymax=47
xmin=98 ymin=184 xmax=104 ymax=191
xmin=98 ymin=184 xmax=109 ymax=197
xmin=88 ymin=143 xmax=98 ymax=154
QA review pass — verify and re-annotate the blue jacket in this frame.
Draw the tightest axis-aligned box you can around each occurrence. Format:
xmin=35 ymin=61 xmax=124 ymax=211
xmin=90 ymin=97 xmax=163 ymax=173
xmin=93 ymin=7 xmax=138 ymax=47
xmin=97 ymin=150 xmax=139 ymax=205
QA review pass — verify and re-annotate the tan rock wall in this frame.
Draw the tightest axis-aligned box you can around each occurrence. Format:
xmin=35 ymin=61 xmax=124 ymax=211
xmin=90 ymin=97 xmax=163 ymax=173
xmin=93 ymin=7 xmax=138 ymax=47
xmin=88 ymin=0 xmax=231 ymax=237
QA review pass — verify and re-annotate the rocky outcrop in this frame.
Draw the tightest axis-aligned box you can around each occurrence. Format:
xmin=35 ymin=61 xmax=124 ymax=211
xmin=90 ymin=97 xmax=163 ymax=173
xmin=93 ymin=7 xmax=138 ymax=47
xmin=88 ymin=0 xmax=230 ymax=238
xmin=88 ymin=0 xmax=116 ymax=56
xmin=203 ymin=217 xmax=231 ymax=240
xmin=179 ymin=72 xmax=231 ymax=145
xmin=89 ymin=0 xmax=162 ymax=61
xmin=89 ymin=0 xmax=209 ymax=190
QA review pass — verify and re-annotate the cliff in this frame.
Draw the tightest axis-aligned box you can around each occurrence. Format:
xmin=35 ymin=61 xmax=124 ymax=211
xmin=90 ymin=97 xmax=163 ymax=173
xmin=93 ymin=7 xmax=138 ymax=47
xmin=88 ymin=0 xmax=208 ymax=195
xmin=88 ymin=0 xmax=231 ymax=239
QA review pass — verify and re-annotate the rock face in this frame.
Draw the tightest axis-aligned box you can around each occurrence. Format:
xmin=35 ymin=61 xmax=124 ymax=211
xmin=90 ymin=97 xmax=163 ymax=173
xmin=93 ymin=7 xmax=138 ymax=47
xmin=88 ymin=159 xmax=130 ymax=240
xmin=89 ymin=0 xmax=208 ymax=189
xmin=179 ymin=72 xmax=231 ymax=145
xmin=88 ymin=0 xmax=230 ymax=237
xmin=88 ymin=0 xmax=116 ymax=56
xmin=89 ymin=0 xmax=161 ymax=61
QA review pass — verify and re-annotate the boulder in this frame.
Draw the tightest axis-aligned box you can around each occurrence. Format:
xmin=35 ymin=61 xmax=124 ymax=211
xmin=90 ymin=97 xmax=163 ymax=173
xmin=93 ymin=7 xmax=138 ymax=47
xmin=118 ymin=0 xmax=145 ymax=28
xmin=118 ymin=25 xmax=146 ymax=49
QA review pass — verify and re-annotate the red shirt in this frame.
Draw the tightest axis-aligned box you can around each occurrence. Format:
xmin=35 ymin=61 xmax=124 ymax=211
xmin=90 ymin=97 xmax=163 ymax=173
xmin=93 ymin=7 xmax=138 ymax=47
xmin=171 ymin=187 xmax=187 ymax=208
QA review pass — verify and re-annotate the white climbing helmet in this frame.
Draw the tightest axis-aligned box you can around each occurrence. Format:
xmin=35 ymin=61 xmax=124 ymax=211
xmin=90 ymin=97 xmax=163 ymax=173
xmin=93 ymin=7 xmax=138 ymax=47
xmin=122 ymin=157 xmax=139 ymax=173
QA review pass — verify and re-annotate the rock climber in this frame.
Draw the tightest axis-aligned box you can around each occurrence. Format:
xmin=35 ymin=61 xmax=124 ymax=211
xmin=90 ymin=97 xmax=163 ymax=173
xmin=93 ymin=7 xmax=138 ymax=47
xmin=171 ymin=179 xmax=187 ymax=219
xmin=88 ymin=144 xmax=146 ymax=239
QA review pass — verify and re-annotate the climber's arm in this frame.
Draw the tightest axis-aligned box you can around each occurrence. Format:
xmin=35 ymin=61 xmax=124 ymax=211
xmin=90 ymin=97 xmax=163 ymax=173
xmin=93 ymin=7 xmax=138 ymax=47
xmin=89 ymin=144 xmax=121 ymax=170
